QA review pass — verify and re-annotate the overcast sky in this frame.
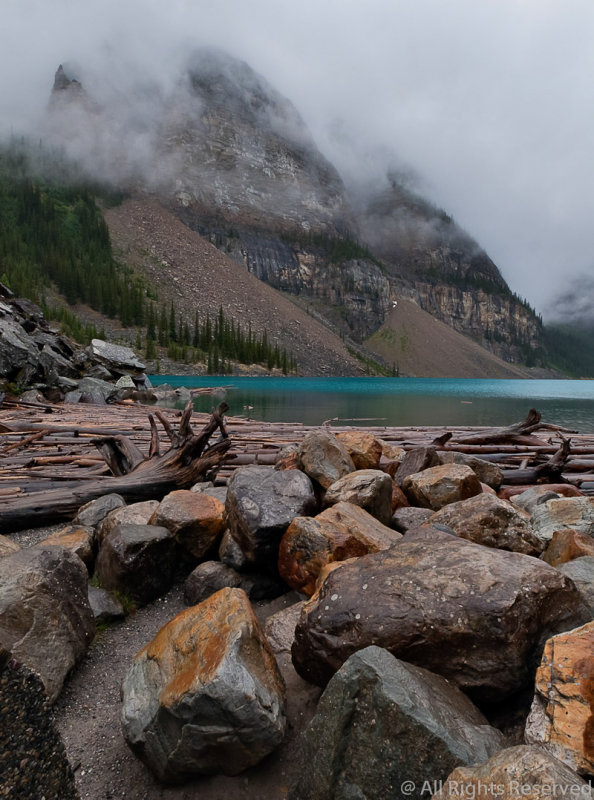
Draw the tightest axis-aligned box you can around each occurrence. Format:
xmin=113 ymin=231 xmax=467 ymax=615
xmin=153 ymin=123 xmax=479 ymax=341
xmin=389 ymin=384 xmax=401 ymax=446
xmin=1 ymin=0 xmax=593 ymax=319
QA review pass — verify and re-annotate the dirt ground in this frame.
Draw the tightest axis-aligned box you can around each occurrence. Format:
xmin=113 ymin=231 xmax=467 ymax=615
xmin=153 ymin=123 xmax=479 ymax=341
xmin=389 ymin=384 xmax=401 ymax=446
xmin=11 ymin=524 xmax=320 ymax=800
xmin=53 ymin=584 xmax=319 ymax=800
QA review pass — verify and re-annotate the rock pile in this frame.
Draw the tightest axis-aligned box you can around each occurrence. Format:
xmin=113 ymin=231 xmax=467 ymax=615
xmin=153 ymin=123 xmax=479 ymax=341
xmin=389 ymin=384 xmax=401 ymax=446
xmin=0 ymin=283 xmax=150 ymax=402
xmin=2 ymin=426 xmax=594 ymax=794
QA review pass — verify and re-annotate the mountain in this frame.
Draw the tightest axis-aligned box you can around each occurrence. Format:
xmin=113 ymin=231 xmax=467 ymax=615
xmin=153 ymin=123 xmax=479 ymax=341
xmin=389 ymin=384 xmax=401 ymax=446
xmin=40 ymin=49 xmax=546 ymax=376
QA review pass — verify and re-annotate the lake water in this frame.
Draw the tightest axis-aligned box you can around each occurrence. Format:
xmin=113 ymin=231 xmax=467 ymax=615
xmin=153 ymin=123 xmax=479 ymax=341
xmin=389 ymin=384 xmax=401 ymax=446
xmin=148 ymin=377 xmax=594 ymax=433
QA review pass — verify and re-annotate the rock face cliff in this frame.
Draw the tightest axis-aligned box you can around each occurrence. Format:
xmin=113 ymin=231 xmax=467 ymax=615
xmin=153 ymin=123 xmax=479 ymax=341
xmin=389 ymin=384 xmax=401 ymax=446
xmin=44 ymin=50 xmax=544 ymax=371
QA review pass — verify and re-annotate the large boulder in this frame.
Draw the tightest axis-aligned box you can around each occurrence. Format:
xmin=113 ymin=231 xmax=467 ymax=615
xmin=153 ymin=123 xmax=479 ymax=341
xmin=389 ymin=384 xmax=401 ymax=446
xmin=394 ymin=446 xmax=440 ymax=486
xmin=0 ymin=317 xmax=41 ymax=387
xmin=323 ymin=469 xmax=393 ymax=525
xmin=183 ymin=560 xmax=286 ymax=606
xmin=531 ymin=497 xmax=594 ymax=544
xmin=556 ymin=557 xmax=594 ymax=615
xmin=439 ymin=451 xmax=503 ymax=489
xmin=335 ymin=431 xmax=382 ymax=470
xmin=97 ymin=499 xmax=159 ymax=543
xmin=95 ymin=523 xmax=176 ymax=606
xmin=298 ymin=430 xmax=355 ymax=489
xmin=278 ymin=502 xmax=402 ymax=596
xmin=0 ymin=547 xmax=95 ymax=702
xmin=0 ymin=651 xmax=79 ymax=800
xmin=391 ymin=506 xmax=433 ymax=533
xmin=121 ymin=587 xmax=286 ymax=783
xmin=402 ymin=464 xmax=482 ymax=510
xmin=289 ymin=646 xmax=504 ymax=800
xmin=525 ymin=621 xmax=594 ymax=775
xmin=428 ymin=493 xmax=542 ymax=555
xmin=74 ymin=492 xmax=126 ymax=529
xmin=292 ymin=527 xmax=590 ymax=701
xmin=149 ymin=490 xmax=225 ymax=559
xmin=433 ymin=746 xmax=592 ymax=800
xmin=226 ymin=465 xmax=317 ymax=571
xmin=88 ymin=338 xmax=146 ymax=374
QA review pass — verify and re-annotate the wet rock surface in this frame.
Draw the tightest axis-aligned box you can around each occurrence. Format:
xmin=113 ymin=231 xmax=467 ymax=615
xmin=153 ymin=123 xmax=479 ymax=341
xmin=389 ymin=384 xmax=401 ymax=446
xmin=226 ymin=465 xmax=317 ymax=571
xmin=290 ymin=646 xmax=504 ymax=800
xmin=292 ymin=527 xmax=590 ymax=700
xmin=0 ymin=546 xmax=95 ymax=702
xmin=121 ymin=587 xmax=287 ymax=784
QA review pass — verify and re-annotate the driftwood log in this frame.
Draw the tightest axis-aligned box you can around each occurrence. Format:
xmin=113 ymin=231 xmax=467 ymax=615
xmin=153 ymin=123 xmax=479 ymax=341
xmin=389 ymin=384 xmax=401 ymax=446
xmin=0 ymin=401 xmax=231 ymax=533
xmin=449 ymin=408 xmax=576 ymax=446
xmin=500 ymin=435 xmax=572 ymax=485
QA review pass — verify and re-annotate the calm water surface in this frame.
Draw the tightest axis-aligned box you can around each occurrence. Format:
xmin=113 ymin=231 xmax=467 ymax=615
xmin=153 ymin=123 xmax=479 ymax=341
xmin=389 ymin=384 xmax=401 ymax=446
xmin=148 ymin=377 xmax=594 ymax=433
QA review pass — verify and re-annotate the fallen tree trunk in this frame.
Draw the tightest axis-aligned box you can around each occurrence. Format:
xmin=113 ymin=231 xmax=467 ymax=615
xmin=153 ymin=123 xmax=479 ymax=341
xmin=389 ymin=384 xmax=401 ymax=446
xmin=0 ymin=402 xmax=232 ymax=533
xmin=450 ymin=409 xmax=576 ymax=446
xmin=500 ymin=436 xmax=572 ymax=485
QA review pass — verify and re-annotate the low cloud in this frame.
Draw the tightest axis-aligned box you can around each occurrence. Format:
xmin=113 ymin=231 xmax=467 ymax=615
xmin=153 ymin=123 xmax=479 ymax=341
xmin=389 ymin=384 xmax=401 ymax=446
xmin=1 ymin=0 xmax=592 ymax=317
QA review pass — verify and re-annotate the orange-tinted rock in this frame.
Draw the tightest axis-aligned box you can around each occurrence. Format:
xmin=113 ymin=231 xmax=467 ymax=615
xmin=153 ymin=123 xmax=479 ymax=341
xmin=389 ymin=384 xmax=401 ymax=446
xmin=38 ymin=525 xmax=95 ymax=571
xmin=0 ymin=535 xmax=20 ymax=559
xmin=392 ymin=484 xmax=409 ymax=512
xmin=336 ymin=431 xmax=382 ymax=470
xmin=121 ymin=587 xmax=286 ymax=783
xmin=395 ymin=447 xmax=440 ymax=487
xmin=403 ymin=464 xmax=482 ymax=510
xmin=150 ymin=490 xmax=225 ymax=559
xmin=525 ymin=621 xmax=594 ymax=775
xmin=502 ymin=484 xmax=584 ymax=503
xmin=278 ymin=502 xmax=401 ymax=595
xmin=531 ymin=497 xmax=594 ymax=543
xmin=274 ymin=443 xmax=301 ymax=471
xmin=433 ymin=745 xmax=591 ymax=800
xmin=378 ymin=440 xmax=405 ymax=462
xmin=541 ymin=529 xmax=594 ymax=566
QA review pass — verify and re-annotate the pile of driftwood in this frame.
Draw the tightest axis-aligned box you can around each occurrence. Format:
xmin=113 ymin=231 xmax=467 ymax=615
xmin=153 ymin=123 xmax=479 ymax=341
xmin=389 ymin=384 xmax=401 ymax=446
xmin=0 ymin=400 xmax=593 ymax=533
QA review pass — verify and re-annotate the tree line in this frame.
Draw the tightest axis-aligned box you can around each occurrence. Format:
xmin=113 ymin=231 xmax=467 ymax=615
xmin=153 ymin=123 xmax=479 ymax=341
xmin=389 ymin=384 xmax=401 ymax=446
xmin=0 ymin=162 xmax=297 ymax=374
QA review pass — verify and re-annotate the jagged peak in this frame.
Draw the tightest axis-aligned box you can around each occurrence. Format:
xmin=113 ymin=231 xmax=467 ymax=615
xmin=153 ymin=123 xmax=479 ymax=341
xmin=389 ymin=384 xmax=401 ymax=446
xmin=52 ymin=64 xmax=83 ymax=93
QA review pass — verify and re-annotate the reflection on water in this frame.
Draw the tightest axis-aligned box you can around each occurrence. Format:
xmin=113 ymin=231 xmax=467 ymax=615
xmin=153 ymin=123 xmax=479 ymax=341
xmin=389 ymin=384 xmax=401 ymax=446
xmin=149 ymin=377 xmax=594 ymax=432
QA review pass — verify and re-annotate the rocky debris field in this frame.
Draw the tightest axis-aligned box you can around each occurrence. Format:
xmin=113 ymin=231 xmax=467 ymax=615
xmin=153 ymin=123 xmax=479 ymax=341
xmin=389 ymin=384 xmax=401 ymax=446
xmin=1 ymin=427 xmax=594 ymax=799
xmin=0 ymin=281 xmax=155 ymax=405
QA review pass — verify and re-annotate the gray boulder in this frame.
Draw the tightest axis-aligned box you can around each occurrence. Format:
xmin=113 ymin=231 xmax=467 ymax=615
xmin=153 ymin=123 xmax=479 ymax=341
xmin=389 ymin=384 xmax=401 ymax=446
xmin=0 ymin=547 xmax=95 ymax=702
xmin=433 ymin=746 xmax=592 ymax=800
xmin=391 ymin=506 xmax=434 ymax=533
xmin=439 ymin=451 xmax=503 ymax=489
xmin=298 ymin=430 xmax=355 ymax=489
xmin=290 ymin=646 xmax=504 ymax=800
xmin=513 ymin=486 xmax=562 ymax=514
xmin=95 ymin=523 xmax=176 ymax=606
xmin=292 ymin=527 xmax=590 ymax=700
xmin=531 ymin=497 xmax=594 ymax=544
xmin=121 ymin=588 xmax=286 ymax=783
xmin=0 ymin=317 xmax=41 ymax=387
xmin=97 ymin=499 xmax=159 ymax=543
xmin=183 ymin=560 xmax=286 ymax=606
xmin=88 ymin=586 xmax=126 ymax=625
xmin=557 ymin=557 xmax=594 ymax=615
xmin=394 ymin=446 xmax=440 ymax=486
xmin=429 ymin=493 xmax=542 ymax=555
xmin=226 ymin=465 xmax=317 ymax=571
xmin=323 ymin=469 xmax=393 ymax=525
xmin=88 ymin=338 xmax=145 ymax=373
xmin=74 ymin=493 xmax=126 ymax=529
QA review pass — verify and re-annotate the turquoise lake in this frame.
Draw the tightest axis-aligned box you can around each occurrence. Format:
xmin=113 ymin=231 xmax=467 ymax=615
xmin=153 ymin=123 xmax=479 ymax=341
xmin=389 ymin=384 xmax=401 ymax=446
xmin=149 ymin=377 xmax=594 ymax=433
